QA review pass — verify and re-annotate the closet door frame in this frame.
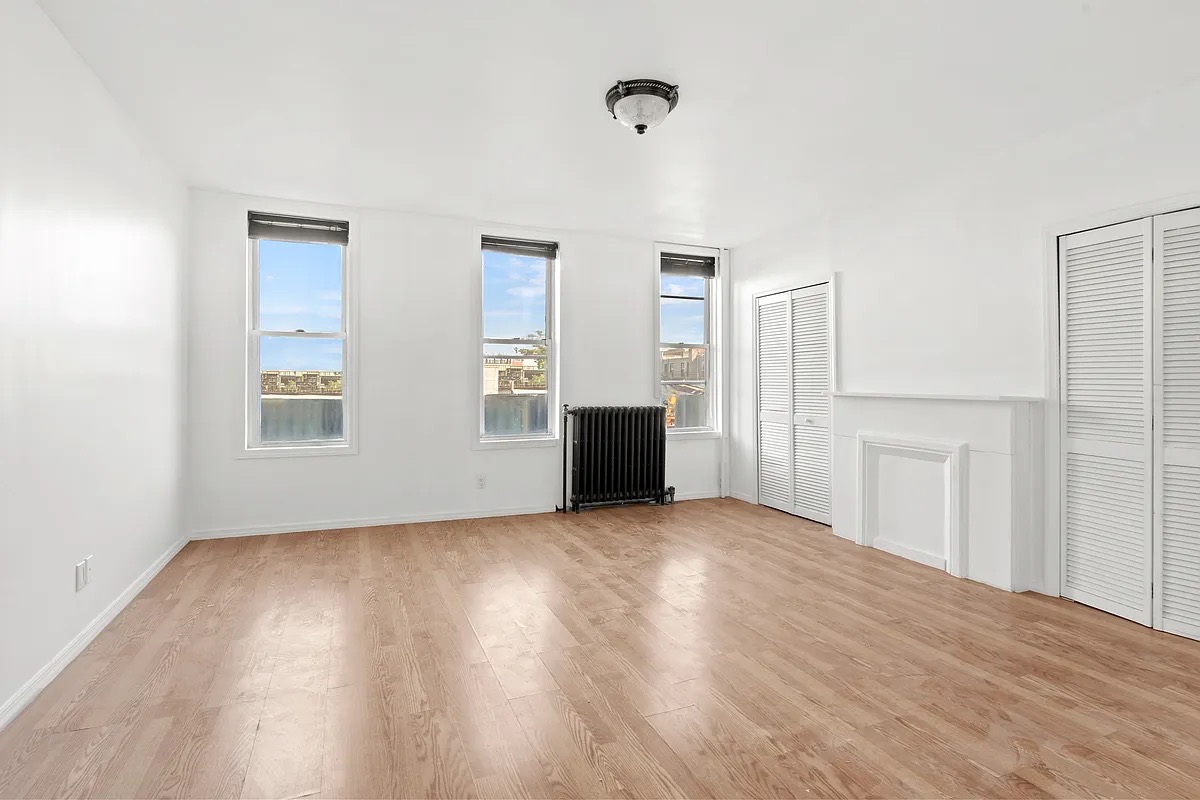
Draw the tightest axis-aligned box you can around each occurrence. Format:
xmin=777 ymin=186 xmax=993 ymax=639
xmin=751 ymin=273 xmax=840 ymax=519
xmin=1042 ymin=192 xmax=1200 ymax=599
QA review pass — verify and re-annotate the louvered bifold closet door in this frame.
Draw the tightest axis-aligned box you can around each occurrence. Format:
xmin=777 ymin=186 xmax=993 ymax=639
xmin=1060 ymin=220 xmax=1154 ymax=625
xmin=1153 ymin=209 xmax=1200 ymax=641
xmin=756 ymin=293 xmax=792 ymax=512
xmin=790 ymin=284 xmax=832 ymax=524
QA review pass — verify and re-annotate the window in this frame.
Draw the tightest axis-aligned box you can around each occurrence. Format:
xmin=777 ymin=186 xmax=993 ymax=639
xmin=480 ymin=235 xmax=556 ymax=440
xmin=659 ymin=248 xmax=717 ymax=431
xmin=247 ymin=212 xmax=350 ymax=450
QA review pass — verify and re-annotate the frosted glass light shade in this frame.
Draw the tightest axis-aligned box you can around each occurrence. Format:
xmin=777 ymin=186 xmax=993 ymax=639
xmin=605 ymin=78 xmax=680 ymax=135
xmin=613 ymin=94 xmax=671 ymax=134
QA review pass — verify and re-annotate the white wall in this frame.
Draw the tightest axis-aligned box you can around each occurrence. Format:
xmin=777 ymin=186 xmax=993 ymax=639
xmin=730 ymin=79 xmax=1200 ymax=589
xmin=187 ymin=190 xmax=722 ymax=536
xmin=0 ymin=0 xmax=187 ymax=717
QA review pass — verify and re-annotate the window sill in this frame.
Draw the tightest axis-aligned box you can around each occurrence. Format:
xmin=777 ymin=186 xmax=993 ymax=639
xmin=667 ymin=429 xmax=722 ymax=441
xmin=238 ymin=442 xmax=357 ymax=459
xmin=473 ymin=436 xmax=559 ymax=451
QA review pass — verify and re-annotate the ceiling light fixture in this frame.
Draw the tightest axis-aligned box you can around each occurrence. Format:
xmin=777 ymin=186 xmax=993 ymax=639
xmin=605 ymin=79 xmax=679 ymax=135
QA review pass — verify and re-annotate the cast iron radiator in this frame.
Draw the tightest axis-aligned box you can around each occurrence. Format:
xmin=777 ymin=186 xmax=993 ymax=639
xmin=559 ymin=405 xmax=675 ymax=512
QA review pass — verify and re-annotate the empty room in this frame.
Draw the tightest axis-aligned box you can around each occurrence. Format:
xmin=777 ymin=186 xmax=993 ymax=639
xmin=3 ymin=0 xmax=1200 ymax=798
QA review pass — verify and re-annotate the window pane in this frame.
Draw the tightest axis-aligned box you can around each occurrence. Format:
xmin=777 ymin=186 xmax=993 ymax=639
xmin=662 ymin=382 xmax=708 ymax=429
xmin=660 ymin=274 xmax=705 ymax=299
xmin=660 ymin=295 xmax=705 ymax=343
xmin=660 ymin=346 xmax=706 ymax=382
xmin=483 ymin=249 xmax=547 ymax=340
xmin=260 ymin=336 xmax=343 ymax=442
xmin=482 ymin=343 xmax=547 ymax=436
xmin=258 ymin=239 xmax=343 ymax=333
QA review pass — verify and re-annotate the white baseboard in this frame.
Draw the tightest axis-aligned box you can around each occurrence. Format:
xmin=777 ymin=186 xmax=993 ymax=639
xmin=871 ymin=537 xmax=946 ymax=571
xmin=190 ymin=504 xmax=557 ymax=540
xmin=0 ymin=535 xmax=188 ymax=731
xmin=728 ymin=491 xmax=758 ymax=505
xmin=191 ymin=494 xmax=734 ymax=539
xmin=672 ymin=490 xmax=721 ymax=502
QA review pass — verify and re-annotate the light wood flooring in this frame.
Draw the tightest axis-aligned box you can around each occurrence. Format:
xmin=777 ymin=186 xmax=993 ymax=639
xmin=2 ymin=498 xmax=1200 ymax=798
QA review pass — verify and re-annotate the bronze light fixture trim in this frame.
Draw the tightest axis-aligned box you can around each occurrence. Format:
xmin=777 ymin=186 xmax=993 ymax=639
xmin=605 ymin=79 xmax=680 ymax=135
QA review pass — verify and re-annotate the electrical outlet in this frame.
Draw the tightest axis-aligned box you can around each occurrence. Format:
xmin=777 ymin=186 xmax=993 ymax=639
xmin=475 ymin=473 xmax=487 ymax=490
xmin=85 ymin=555 xmax=94 ymax=583
xmin=75 ymin=560 xmax=87 ymax=592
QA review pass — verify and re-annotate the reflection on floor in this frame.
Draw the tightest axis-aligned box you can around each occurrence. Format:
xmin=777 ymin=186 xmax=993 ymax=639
xmin=2 ymin=498 xmax=1199 ymax=798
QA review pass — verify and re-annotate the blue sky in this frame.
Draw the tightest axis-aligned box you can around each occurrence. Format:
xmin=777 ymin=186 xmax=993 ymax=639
xmin=257 ymin=242 xmax=705 ymax=370
xmin=258 ymin=240 xmax=343 ymax=371
xmin=660 ymin=274 xmax=706 ymax=343
xmin=482 ymin=250 xmax=547 ymax=355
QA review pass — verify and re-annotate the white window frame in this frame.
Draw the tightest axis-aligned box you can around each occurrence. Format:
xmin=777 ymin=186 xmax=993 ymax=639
xmin=244 ymin=213 xmax=355 ymax=457
xmin=655 ymin=242 xmax=721 ymax=437
xmin=475 ymin=230 xmax=559 ymax=448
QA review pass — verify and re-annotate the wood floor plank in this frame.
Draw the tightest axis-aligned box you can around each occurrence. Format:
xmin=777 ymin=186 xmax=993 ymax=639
xmin=509 ymin=690 xmax=620 ymax=799
xmin=320 ymin=682 xmax=401 ymax=799
xmin=239 ymin=688 xmax=325 ymax=800
xmin=443 ymin=678 xmax=550 ymax=800
xmin=645 ymin=704 xmax=795 ymax=799
xmin=134 ymin=699 xmax=262 ymax=799
xmin=4 ymin=498 xmax=1200 ymax=798
xmin=537 ymin=648 xmax=706 ymax=799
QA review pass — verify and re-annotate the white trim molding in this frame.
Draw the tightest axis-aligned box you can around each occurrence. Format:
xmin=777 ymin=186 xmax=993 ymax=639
xmin=672 ymin=490 xmax=723 ymax=502
xmin=871 ymin=537 xmax=947 ymax=571
xmin=0 ymin=536 xmax=188 ymax=731
xmin=855 ymin=431 xmax=969 ymax=578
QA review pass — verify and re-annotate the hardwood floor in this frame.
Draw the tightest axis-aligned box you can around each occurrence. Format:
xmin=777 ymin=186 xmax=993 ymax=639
xmin=2 ymin=498 xmax=1199 ymax=799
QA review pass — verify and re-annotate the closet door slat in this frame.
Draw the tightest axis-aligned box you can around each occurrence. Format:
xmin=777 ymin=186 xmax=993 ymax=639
xmin=1153 ymin=209 xmax=1200 ymax=641
xmin=790 ymin=283 xmax=832 ymax=524
xmin=756 ymin=294 xmax=792 ymax=512
xmin=1060 ymin=219 xmax=1153 ymax=626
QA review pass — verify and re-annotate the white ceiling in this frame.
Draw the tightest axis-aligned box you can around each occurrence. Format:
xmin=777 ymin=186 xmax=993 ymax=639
xmin=37 ymin=0 xmax=1200 ymax=245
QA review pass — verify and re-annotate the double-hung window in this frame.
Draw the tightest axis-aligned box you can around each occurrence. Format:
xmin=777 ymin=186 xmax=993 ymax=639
xmin=659 ymin=248 xmax=717 ymax=431
xmin=247 ymin=212 xmax=351 ymax=451
xmin=480 ymin=235 xmax=556 ymax=440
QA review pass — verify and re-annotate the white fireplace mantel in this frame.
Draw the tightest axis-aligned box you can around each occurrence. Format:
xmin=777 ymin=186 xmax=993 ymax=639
xmin=855 ymin=432 xmax=969 ymax=578
xmin=830 ymin=393 xmax=1042 ymax=592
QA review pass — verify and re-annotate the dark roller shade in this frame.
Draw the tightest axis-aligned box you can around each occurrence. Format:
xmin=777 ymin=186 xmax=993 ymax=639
xmin=248 ymin=212 xmax=349 ymax=245
xmin=481 ymin=235 xmax=558 ymax=258
xmin=660 ymin=252 xmax=716 ymax=278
